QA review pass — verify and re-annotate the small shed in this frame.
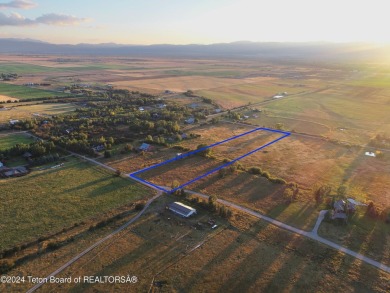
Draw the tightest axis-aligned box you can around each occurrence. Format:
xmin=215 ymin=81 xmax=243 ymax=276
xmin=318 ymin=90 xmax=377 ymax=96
xmin=168 ymin=202 xmax=197 ymax=218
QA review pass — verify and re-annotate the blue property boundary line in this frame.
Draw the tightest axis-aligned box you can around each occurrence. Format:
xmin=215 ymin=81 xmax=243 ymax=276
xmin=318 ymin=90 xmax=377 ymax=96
xmin=129 ymin=127 xmax=290 ymax=193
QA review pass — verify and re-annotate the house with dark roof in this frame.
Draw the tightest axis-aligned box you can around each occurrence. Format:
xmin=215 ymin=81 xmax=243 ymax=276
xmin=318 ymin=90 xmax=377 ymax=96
xmin=22 ymin=152 xmax=33 ymax=159
xmin=168 ymin=202 xmax=197 ymax=218
xmin=332 ymin=199 xmax=348 ymax=222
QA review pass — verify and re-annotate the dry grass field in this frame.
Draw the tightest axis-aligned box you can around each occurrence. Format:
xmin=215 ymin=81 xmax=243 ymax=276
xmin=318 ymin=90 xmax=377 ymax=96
xmin=105 ymin=120 xmax=390 ymax=216
xmin=0 ymin=103 xmax=77 ymax=123
xmin=0 ymin=94 xmax=18 ymax=102
xmin=6 ymin=196 xmax=388 ymax=293
xmin=173 ymin=122 xmax=390 ymax=208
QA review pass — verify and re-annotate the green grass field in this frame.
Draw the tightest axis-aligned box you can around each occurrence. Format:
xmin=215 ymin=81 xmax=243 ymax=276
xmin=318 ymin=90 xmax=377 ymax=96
xmin=0 ymin=158 xmax=152 ymax=250
xmin=0 ymin=63 xmax=62 ymax=74
xmin=0 ymin=83 xmax=69 ymax=100
xmin=0 ymin=133 xmax=34 ymax=150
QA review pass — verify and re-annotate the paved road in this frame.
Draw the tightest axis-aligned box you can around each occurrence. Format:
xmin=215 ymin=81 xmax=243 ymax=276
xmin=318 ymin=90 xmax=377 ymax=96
xmin=186 ymin=190 xmax=390 ymax=274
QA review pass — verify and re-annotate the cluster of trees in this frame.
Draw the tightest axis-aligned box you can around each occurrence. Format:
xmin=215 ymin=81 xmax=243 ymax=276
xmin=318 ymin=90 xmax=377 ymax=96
xmin=370 ymin=134 xmax=390 ymax=149
xmin=283 ymin=182 xmax=300 ymax=203
xmin=207 ymin=195 xmax=232 ymax=218
xmin=0 ymin=140 xmax=60 ymax=167
xmin=0 ymin=73 xmax=18 ymax=80
xmin=17 ymin=91 xmax=208 ymax=156
xmin=188 ymin=195 xmax=232 ymax=219
xmin=30 ymin=153 xmax=60 ymax=166
xmin=0 ymin=141 xmax=55 ymax=158
xmin=196 ymin=144 xmax=213 ymax=158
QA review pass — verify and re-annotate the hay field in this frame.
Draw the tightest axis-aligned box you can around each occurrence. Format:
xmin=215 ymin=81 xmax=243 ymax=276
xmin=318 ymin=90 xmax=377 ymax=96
xmin=0 ymin=103 xmax=76 ymax=123
xmin=0 ymin=158 xmax=152 ymax=250
xmin=0 ymin=94 xmax=18 ymax=102
xmin=180 ymin=123 xmax=390 ymax=208
xmin=13 ymin=201 xmax=389 ymax=293
xmin=261 ymin=85 xmax=390 ymax=144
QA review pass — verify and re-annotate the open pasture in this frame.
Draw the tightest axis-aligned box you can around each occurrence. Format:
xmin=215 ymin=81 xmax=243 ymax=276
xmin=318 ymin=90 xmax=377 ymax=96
xmin=135 ymin=127 xmax=285 ymax=190
xmin=177 ymin=122 xmax=390 ymax=208
xmin=0 ymin=103 xmax=77 ymax=123
xmin=0 ymin=83 xmax=68 ymax=100
xmin=261 ymin=85 xmax=390 ymax=143
xmin=21 ymin=201 xmax=390 ymax=293
xmin=0 ymin=158 xmax=152 ymax=251
xmin=0 ymin=132 xmax=34 ymax=150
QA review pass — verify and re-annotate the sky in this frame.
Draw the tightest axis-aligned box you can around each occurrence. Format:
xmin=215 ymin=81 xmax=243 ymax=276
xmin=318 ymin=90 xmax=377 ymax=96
xmin=0 ymin=0 xmax=389 ymax=45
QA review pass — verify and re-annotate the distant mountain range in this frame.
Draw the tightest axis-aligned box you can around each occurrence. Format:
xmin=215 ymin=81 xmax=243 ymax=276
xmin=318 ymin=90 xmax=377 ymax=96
xmin=0 ymin=38 xmax=389 ymax=61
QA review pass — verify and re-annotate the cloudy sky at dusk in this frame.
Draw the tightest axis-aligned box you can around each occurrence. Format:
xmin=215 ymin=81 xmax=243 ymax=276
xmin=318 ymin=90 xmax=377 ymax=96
xmin=0 ymin=0 xmax=389 ymax=44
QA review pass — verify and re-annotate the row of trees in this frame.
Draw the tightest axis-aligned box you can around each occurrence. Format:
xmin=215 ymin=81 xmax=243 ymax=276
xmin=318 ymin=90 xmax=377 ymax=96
xmin=0 ymin=141 xmax=56 ymax=158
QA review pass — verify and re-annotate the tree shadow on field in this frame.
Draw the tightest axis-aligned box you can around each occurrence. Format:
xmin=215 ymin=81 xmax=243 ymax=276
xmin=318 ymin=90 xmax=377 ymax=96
xmin=354 ymin=220 xmax=389 ymax=290
xmin=86 ymin=179 xmax=124 ymax=197
xmin=216 ymin=222 xmax=316 ymax=293
xmin=181 ymin=220 xmax=271 ymax=292
xmin=64 ymin=176 xmax=111 ymax=193
xmin=69 ymin=238 xmax=156 ymax=293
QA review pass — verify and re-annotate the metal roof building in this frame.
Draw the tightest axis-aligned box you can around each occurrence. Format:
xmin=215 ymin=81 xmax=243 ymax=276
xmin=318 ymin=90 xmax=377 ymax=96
xmin=168 ymin=202 xmax=197 ymax=218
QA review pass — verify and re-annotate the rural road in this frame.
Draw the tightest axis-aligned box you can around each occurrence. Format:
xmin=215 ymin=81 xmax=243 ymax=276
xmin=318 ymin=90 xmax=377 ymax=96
xmin=186 ymin=190 xmax=390 ymax=274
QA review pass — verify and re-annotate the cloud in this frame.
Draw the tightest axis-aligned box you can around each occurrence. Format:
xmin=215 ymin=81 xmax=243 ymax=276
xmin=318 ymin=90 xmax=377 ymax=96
xmin=0 ymin=12 xmax=87 ymax=26
xmin=36 ymin=13 xmax=87 ymax=26
xmin=0 ymin=0 xmax=36 ymax=9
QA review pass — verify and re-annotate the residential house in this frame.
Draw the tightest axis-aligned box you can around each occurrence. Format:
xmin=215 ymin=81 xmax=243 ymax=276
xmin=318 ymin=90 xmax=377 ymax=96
xmin=139 ymin=143 xmax=152 ymax=152
xmin=92 ymin=145 xmax=105 ymax=152
xmin=332 ymin=199 xmax=347 ymax=222
xmin=185 ymin=117 xmax=195 ymax=124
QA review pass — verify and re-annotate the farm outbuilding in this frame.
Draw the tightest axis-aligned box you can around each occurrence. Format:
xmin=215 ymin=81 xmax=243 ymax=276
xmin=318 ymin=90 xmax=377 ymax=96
xmin=168 ymin=202 xmax=197 ymax=218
